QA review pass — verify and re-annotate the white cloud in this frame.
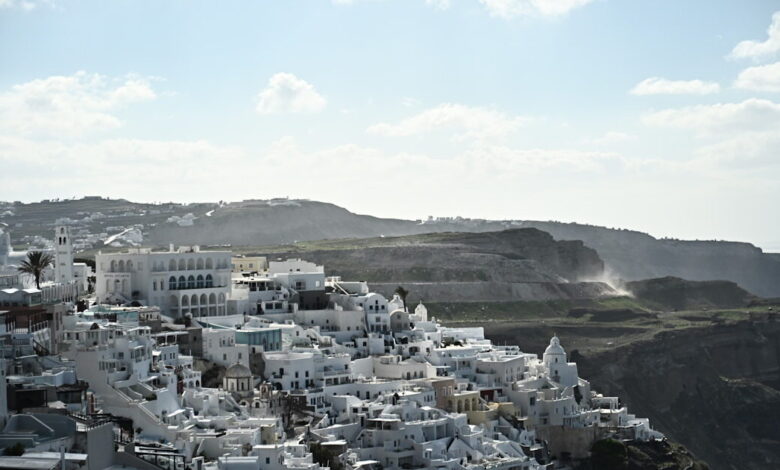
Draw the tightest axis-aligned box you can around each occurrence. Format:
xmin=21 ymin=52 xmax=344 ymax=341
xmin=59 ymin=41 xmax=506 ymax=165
xmin=0 ymin=71 xmax=156 ymax=137
xmin=0 ymin=0 xmax=53 ymax=10
xmin=729 ymin=11 xmax=780 ymax=60
xmin=734 ymin=61 xmax=780 ymax=92
xmin=696 ymin=131 xmax=780 ymax=169
xmin=0 ymin=136 xmax=246 ymax=200
xmin=402 ymin=97 xmax=421 ymax=108
xmin=367 ymin=103 xmax=529 ymax=140
xmin=642 ymin=99 xmax=780 ymax=136
xmin=630 ymin=77 xmax=720 ymax=95
xmin=586 ymin=131 xmax=636 ymax=145
xmin=332 ymin=0 xmax=591 ymax=18
xmin=478 ymin=0 xmax=593 ymax=18
xmin=0 ymin=132 xmax=633 ymax=208
xmin=256 ymin=73 xmax=327 ymax=114
xmin=425 ymin=0 xmax=451 ymax=9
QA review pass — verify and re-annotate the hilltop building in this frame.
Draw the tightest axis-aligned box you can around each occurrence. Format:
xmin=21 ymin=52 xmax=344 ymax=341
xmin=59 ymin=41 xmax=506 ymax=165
xmin=95 ymin=245 xmax=232 ymax=318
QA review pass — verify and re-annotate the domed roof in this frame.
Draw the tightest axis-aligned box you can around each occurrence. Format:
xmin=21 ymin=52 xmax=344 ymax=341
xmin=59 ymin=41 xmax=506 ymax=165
xmin=544 ymin=336 xmax=565 ymax=356
xmin=225 ymin=362 xmax=251 ymax=378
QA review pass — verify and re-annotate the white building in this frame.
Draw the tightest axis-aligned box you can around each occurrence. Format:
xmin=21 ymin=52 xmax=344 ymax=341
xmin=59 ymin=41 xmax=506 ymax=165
xmin=53 ymin=225 xmax=74 ymax=284
xmin=95 ymin=245 xmax=232 ymax=317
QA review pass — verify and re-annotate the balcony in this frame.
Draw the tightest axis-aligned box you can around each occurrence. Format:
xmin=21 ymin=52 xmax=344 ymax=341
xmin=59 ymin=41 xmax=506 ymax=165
xmin=167 ymin=285 xmax=227 ymax=292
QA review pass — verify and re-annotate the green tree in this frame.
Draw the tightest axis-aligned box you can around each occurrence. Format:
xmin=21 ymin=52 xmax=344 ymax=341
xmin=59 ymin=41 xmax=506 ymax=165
xmin=17 ymin=251 xmax=54 ymax=289
xmin=394 ymin=285 xmax=409 ymax=309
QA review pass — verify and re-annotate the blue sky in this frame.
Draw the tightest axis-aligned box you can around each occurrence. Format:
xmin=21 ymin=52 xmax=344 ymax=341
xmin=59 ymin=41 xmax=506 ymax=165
xmin=1 ymin=0 xmax=779 ymax=250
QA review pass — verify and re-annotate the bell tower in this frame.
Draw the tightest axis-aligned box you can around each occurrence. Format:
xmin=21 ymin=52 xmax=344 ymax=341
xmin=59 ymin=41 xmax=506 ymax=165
xmin=54 ymin=225 xmax=74 ymax=284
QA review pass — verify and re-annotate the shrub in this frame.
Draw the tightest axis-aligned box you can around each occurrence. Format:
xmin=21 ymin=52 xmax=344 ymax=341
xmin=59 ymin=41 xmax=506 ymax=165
xmin=590 ymin=439 xmax=628 ymax=470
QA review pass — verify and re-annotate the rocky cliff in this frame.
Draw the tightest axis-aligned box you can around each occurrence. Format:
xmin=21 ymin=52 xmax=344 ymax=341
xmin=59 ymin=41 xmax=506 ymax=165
xmin=575 ymin=319 xmax=780 ymax=470
xmin=253 ymin=229 xmax=613 ymax=302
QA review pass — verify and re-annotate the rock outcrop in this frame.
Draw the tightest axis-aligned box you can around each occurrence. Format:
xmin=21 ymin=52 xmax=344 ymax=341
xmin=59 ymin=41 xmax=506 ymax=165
xmin=576 ymin=319 xmax=780 ymax=470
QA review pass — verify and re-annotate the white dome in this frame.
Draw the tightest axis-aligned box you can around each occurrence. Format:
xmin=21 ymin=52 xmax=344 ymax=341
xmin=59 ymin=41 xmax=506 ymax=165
xmin=225 ymin=362 xmax=251 ymax=379
xmin=544 ymin=336 xmax=565 ymax=356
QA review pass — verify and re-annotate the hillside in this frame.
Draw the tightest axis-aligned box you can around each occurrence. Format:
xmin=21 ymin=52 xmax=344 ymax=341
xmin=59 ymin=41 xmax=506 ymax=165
xmin=244 ymin=229 xmax=615 ymax=303
xmin=519 ymin=221 xmax=780 ymax=298
xmin=2 ymin=197 xmax=779 ymax=296
xmin=476 ymin=312 xmax=780 ymax=470
xmin=625 ymin=276 xmax=756 ymax=311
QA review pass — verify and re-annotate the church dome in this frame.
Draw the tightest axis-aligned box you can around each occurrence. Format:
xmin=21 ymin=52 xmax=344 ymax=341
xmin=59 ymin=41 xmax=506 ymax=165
xmin=544 ymin=336 xmax=565 ymax=356
xmin=224 ymin=362 xmax=251 ymax=379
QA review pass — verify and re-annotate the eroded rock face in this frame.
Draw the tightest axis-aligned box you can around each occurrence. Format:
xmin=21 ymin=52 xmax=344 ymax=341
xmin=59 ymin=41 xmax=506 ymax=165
xmin=267 ymin=228 xmax=610 ymax=302
xmin=577 ymin=320 xmax=780 ymax=470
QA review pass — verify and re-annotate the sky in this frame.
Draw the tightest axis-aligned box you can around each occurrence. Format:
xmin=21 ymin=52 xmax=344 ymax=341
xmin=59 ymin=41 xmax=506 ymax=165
xmin=1 ymin=0 xmax=779 ymax=250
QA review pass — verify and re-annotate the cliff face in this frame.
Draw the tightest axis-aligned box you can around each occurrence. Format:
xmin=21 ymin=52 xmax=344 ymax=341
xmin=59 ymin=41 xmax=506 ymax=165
xmin=520 ymin=222 xmax=780 ymax=297
xmin=258 ymin=228 xmax=611 ymax=302
xmin=575 ymin=320 xmax=780 ymax=470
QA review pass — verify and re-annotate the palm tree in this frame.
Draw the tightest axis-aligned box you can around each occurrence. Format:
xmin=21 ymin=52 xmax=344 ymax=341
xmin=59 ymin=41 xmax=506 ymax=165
xmin=17 ymin=251 xmax=54 ymax=289
xmin=394 ymin=285 xmax=409 ymax=309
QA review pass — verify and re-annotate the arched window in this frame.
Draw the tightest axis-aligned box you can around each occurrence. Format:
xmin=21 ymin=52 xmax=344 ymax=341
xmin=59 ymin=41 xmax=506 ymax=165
xmin=188 ymin=275 xmax=195 ymax=289
xmin=178 ymin=276 xmax=186 ymax=289
xmin=169 ymin=276 xmax=177 ymax=290
xmin=187 ymin=259 xmax=195 ymax=270
xmin=178 ymin=259 xmax=186 ymax=270
xmin=127 ymin=260 xmax=134 ymax=271
xmin=197 ymin=259 xmax=204 ymax=270
xmin=205 ymin=258 xmax=213 ymax=269
xmin=169 ymin=260 xmax=177 ymax=271
xmin=205 ymin=274 xmax=213 ymax=288
xmin=118 ymin=260 xmax=125 ymax=272
xmin=110 ymin=260 xmax=116 ymax=272
xmin=196 ymin=275 xmax=204 ymax=288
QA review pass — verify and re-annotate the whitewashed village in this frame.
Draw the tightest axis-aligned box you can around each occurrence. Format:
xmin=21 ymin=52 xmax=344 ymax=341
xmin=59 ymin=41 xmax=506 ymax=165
xmin=0 ymin=224 xmax=663 ymax=470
